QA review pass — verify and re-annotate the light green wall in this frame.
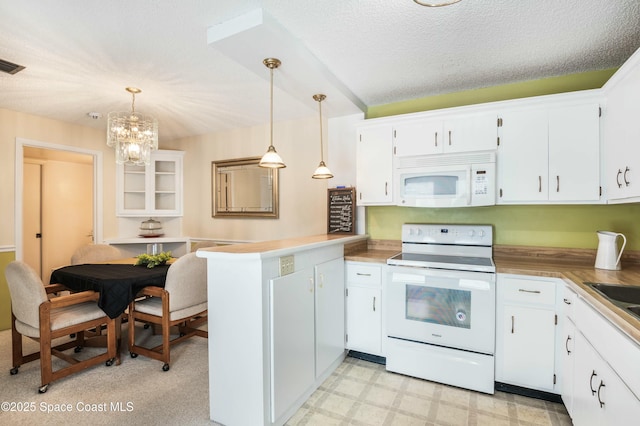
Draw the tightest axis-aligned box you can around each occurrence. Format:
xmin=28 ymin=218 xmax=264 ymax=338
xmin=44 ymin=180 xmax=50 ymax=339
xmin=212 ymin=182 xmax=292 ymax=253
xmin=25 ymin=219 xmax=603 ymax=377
xmin=1 ymin=251 xmax=16 ymax=331
xmin=364 ymin=68 xmax=640 ymax=251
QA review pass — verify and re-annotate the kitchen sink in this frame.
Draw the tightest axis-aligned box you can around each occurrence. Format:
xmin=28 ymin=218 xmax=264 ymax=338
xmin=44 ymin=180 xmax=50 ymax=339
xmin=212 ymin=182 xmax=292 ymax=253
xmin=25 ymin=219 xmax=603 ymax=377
xmin=586 ymin=282 xmax=640 ymax=305
xmin=585 ymin=282 xmax=640 ymax=320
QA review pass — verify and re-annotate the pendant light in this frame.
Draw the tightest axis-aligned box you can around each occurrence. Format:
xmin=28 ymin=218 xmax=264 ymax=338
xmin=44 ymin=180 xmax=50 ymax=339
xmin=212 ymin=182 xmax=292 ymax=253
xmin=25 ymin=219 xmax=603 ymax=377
xmin=259 ymin=58 xmax=286 ymax=169
xmin=311 ymin=94 xmax=333 ymax=179
xmin=107 ymin=87 xmax=158 ymax=166
xmin=413 ymin=0 xmax=461 ymax=6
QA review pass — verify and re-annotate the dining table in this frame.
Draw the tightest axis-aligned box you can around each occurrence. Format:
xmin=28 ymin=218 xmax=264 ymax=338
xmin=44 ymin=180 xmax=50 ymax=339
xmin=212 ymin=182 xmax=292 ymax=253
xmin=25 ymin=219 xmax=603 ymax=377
xmin=50 ymin=259 xmax=171 ymax=319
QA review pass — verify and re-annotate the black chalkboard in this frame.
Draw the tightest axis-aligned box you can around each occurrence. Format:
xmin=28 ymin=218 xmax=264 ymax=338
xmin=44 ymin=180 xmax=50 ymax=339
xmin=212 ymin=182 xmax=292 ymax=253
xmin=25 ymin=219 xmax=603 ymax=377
xmin=327 ymin=187 xmax=356 ymax=234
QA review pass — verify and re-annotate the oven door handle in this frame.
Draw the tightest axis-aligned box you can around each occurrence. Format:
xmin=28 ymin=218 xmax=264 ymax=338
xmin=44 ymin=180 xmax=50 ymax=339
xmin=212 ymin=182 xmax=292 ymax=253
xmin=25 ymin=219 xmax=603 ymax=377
xmin=466 ymin=165 xmax=472 ymax=206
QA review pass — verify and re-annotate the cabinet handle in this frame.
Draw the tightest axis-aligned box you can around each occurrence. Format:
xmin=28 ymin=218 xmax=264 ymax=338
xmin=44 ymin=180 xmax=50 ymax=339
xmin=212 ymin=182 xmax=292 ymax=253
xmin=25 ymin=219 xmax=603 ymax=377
xmin=448 ymin=130 xmax=452 ymax=146
xmin=556 ymin=176 xmax=560 ymax=193
xmin=356 ymin=272 xmax=372 ymax=277
xmin=309 ymin=278 xmax=314 ymax=293
xmin=511 ymin=315 xmax=514 ymax=333
xmin=538 ymin=176 xmax=542 ymax=193
xmin=565 ymin=335 xmax=572 ymax=355
xmin=597 ymin=380 xmax=606 ymax=408
xmin=617 ymin=169 xmax=623 ymax=188
xmin=373 ymin=296 xmax=376 ymax=312
xmin=563 ymin=298 xmax=571 ymax=305
xmin=434 ymin=132 xmax=438 ymax=147
xmin=590 ymin=370 xmax=598 ymax=395
xmin=518 ymin=289 xmax=541 ymax=294
xmin=624 ymin=166 xmax=630 ymax=187
xmin=319 ymin=273 xmax=324 ymax=289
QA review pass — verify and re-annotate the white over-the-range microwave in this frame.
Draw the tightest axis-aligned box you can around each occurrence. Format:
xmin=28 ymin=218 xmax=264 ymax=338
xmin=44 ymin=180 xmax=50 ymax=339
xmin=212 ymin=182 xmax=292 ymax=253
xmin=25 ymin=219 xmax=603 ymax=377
xmin=394 ymin=151 xmax=496 ymax=208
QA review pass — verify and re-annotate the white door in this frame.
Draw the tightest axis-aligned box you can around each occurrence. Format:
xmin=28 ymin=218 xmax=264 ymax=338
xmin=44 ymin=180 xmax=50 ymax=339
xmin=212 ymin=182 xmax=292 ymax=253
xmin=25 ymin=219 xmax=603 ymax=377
xmin=443 ymin=112 xmax=497 ymax=153
xmin=498 ymin=109 xmax=548 ymax=201
xmin=501 ymin=305 xmax=556 ymax=391
xmin=270 ymin=268 xmax=315 ymax=423
xmin=356 ymin=125 xmax=393 ymax=205
xmin=394 ymin=119 xmax=443 ymax=156
xmin=315 ymin=258 xmax=345 ymax=378
xmin=548 ymin=103 xmax=600 ymax=201
xmin=561 ymin=317 xmax=576 ymax=418
xmin=346 ymin=285 xmax=382 ymax=355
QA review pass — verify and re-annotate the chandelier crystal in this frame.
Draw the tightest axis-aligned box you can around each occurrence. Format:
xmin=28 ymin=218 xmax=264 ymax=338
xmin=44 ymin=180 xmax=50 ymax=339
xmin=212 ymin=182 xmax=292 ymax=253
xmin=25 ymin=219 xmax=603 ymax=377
xmin=259 ymin=58 xmax=286 ymax=169
xmin=107 ymin=87 xmax=158 ymax=166
xmin=311 ymin=94 xmax=333 ymax=179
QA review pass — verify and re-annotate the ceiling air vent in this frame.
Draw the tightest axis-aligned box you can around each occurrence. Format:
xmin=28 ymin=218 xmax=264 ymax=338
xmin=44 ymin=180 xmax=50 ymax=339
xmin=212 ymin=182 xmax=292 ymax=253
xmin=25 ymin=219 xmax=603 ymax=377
xmin=0 ymin=58 xmax=25 ymax=75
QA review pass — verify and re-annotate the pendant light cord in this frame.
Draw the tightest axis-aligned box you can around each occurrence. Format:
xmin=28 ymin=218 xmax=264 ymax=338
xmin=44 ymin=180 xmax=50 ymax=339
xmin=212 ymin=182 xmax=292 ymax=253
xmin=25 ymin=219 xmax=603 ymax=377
xmin=269 ymin=66 xmax=274 ymax=149
xmin=318 ymin=99 xmax=324 ymax=161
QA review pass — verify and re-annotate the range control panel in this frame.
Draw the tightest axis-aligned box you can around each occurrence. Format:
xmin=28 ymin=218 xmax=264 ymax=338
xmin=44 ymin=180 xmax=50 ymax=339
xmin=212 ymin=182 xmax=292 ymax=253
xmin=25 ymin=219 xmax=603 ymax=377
xmin=401 ymin=223 xmax=493 ymax=247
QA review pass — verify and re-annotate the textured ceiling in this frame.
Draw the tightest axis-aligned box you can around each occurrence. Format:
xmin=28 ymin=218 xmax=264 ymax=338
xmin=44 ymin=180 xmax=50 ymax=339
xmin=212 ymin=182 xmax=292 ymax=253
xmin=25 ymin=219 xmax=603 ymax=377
xmin=1 ymin=0 xmax=639 ymax=144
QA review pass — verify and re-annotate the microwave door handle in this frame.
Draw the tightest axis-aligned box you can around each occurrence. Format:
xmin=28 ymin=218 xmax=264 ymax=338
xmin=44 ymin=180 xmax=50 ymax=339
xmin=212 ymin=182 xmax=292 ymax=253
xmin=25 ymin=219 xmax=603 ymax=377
xmin=466 ymin=166 xmax=472 ymax=205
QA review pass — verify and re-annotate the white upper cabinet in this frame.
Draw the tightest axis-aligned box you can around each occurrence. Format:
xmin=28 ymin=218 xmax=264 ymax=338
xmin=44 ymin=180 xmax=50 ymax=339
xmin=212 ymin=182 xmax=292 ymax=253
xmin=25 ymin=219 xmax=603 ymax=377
xmin=116 ymin=149 xmax=184 ymax=217
xmin=498 ymin=98 xmax=601 ymax=204
xmin=393 ymin=112 xmax=497 ymax=157
xmin=603 ymin=48 xmax=640 ymax=203
xmin=356 ymin=124 xmax=393 ymax=205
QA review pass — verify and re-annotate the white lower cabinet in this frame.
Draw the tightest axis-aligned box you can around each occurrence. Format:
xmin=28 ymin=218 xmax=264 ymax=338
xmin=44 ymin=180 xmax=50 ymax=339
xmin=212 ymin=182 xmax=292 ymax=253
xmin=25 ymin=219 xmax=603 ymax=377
xmin=345 ymin=261 xmax=383 ymax=356
xmin=496 ymin=274 xmax=560 ymax=393
xmin=570 ymin=296 xmax=640 ymax=425
xmin=270 ymin=256 xmax=347 ymax=424
xmin=560 ymin=284 xmax=578 ymax=418
xmin=270 ymin=268 xmax=316 ymax=423
xmin=572 ymin=330 xmax=640 ymax=426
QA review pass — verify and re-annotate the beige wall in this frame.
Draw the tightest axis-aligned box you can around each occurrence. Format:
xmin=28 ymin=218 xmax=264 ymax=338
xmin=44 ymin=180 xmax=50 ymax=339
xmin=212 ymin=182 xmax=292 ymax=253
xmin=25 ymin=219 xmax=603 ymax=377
xmin=174 ymin=115 xmax=330 ymax=241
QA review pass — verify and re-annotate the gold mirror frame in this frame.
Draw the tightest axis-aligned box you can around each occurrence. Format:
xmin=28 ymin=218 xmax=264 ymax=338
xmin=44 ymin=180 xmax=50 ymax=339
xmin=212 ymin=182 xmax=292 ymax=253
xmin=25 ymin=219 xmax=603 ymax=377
xmin=211 ymin=157 xmax=279 ymax=218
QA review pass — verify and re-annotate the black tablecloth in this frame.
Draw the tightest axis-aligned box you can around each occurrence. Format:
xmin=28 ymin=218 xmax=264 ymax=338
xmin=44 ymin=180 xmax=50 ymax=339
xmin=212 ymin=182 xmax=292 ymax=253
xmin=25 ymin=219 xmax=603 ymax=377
xmin=50 ymin=264 xmax=170 ymax=319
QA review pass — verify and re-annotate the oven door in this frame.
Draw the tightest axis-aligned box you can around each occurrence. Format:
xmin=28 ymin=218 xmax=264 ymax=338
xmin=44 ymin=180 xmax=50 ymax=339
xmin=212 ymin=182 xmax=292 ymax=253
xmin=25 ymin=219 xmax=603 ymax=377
xmin=386 ymin=266 xmax=495 ymax=354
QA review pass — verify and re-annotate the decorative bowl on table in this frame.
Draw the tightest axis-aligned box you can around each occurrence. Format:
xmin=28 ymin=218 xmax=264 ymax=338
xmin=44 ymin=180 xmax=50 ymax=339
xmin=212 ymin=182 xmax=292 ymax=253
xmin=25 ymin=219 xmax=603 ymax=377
xmin=139 ymin=218 xmax=164 ymax=238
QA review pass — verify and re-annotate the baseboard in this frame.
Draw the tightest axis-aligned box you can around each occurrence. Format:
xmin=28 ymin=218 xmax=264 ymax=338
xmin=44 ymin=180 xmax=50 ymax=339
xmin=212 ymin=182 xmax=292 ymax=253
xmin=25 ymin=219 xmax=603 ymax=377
xmin=495 ymin=382 xmax=562 ymax=403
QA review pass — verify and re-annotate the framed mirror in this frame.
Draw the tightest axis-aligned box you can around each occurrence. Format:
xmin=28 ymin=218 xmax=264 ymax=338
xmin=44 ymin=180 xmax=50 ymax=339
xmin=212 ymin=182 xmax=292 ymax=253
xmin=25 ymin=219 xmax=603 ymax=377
xmin=211 ymin=157 xmax=279 ymax=218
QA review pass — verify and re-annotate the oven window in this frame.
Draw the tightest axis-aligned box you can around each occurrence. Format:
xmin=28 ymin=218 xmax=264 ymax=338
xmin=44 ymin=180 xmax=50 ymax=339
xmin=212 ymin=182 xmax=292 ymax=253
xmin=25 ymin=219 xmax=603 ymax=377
xmin=404 ymin=175 xmax=458 ymax=197
xmin=406 ymin=285 xmax=471 ymax=328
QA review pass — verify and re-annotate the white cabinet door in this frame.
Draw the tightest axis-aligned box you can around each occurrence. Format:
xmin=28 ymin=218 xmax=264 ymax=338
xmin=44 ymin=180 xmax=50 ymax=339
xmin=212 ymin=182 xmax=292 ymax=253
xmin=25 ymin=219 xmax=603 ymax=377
xmin=443 ymin=112 xmax=497 ymax=153
xmin=356 ymin=125 xmax=393 ymax=205
xmin=346 ymin=285 xmax=382 ymax=355
xmin=270 ymin=269 xmax=315 ymax=423
xmin=116 ymin=149 xmax=184 ymax=217
xmin=497 ymin=109 xmax=549 ymax=201
xmin=315 ymin=258 xmax=345 ymax=378
xmin=548 ymin=103 xmax=600 ymax=201
xmin=603 ymin=51 xmax=640 ymax=202
xmin=393 ymin=119 xmax=443 ymax=156
xmin=561 ymin=317 xmax=576 ymax=418
xmin=500 ymin=304 xmax=557 ymax=391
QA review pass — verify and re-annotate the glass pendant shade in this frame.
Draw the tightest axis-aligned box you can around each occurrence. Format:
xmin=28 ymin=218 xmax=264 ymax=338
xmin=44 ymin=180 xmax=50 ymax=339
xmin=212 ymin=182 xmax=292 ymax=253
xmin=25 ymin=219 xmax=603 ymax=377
xmin=311 ymin=93 xmax=333 ymax=179
xmin=107 ymin=87 xmax=158 ymax=166
xmin=259 ymin=58 xmax=286 ymax=169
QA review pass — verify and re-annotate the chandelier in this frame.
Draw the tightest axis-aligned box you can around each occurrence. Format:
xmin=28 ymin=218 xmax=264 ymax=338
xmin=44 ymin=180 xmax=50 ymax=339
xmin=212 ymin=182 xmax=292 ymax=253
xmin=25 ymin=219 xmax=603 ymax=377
xmin=413 ymin=0 xmax=461 ymax=6
xmin=107 ymin=87 xmax=158 ymax=166
xmin=259 ymin=58 xmax=286 ymax=168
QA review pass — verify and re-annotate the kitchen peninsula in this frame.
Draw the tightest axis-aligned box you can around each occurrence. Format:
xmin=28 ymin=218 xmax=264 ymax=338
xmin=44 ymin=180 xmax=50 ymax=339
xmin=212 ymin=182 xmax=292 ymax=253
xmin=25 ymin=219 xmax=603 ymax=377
xmin=196 ymin=234 xmax=367 ymax=426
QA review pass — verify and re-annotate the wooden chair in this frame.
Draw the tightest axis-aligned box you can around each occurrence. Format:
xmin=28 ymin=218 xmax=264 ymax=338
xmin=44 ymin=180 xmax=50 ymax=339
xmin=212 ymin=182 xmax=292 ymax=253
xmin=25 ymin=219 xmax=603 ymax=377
xmin=128 ymin=252 xmax=208 ymax=371
xmin=5 ymin=261 xmax=117 ymax=393
xmin=71 ymin=244 xmax=122 ymax=265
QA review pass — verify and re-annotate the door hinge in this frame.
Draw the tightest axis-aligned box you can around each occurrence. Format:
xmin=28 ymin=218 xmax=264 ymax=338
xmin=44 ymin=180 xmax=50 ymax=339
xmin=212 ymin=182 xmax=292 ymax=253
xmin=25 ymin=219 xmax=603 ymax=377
xmin=599 ymin=106 xmax=602 ymax=117
xmin=553 ymin=374 xmax=557 ymax=385
xmin=497 ymin=136 xmax=500 ymax=147
xmin=499 ymin=188 xmax=503 ymax=198
xmin=359 ymin=134 xmax=362 ymax=142
xmin=393 ymin=146 xmax=396 ymax=155
xmin=555 ymin=314 xmax=558 ymax=325
xmin=345 ymin=334 xmax=348 ymax=343
xmin=35 ymin=233 xmax=42 ymax=238
xmin=497 ymin=117 xmax=503 ymax=127
xmin=600 ymin=186 xmax=602 ymax=197
xmin=345 ymin=288 xmax=349 ymax=297
xmin=393 ymin=129 xmax=396 ymax=138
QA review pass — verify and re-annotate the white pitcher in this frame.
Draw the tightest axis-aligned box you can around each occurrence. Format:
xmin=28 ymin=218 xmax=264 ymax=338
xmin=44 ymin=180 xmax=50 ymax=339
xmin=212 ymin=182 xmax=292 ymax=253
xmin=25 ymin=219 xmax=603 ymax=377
xmin=595 ymin=231 xmax=627 ymax=270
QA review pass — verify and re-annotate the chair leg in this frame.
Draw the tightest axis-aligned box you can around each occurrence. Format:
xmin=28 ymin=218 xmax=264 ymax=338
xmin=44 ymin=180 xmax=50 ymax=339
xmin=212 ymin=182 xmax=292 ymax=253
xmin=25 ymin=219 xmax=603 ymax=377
xmin=10 ymin=314 xmax=23 ymax=374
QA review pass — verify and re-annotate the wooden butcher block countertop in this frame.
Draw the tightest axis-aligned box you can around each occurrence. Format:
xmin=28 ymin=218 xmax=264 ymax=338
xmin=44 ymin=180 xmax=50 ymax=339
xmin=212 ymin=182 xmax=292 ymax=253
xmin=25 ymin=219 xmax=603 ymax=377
xmin=345 ymin=241 xmax=640 ymax=345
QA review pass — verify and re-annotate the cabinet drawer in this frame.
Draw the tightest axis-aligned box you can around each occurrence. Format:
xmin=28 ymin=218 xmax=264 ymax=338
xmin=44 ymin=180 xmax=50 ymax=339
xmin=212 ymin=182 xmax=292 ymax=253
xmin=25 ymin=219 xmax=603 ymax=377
xmin=346 ymin=263 xmax=381 ymax=287
xmin=501 ymin=277 xmax=556 ymax=305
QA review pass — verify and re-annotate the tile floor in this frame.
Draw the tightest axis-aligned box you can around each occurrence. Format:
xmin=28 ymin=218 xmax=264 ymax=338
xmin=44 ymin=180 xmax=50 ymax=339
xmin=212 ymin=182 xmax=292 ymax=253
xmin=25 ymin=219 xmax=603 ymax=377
xmin=287 ymin=357 xmax=572 ymax=426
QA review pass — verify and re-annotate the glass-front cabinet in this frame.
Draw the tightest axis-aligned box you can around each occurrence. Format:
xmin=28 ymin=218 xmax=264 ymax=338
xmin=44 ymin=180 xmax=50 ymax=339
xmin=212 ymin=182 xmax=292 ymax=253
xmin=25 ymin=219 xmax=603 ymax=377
xmin=116 ymin=149 xmax=184 ymax=216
